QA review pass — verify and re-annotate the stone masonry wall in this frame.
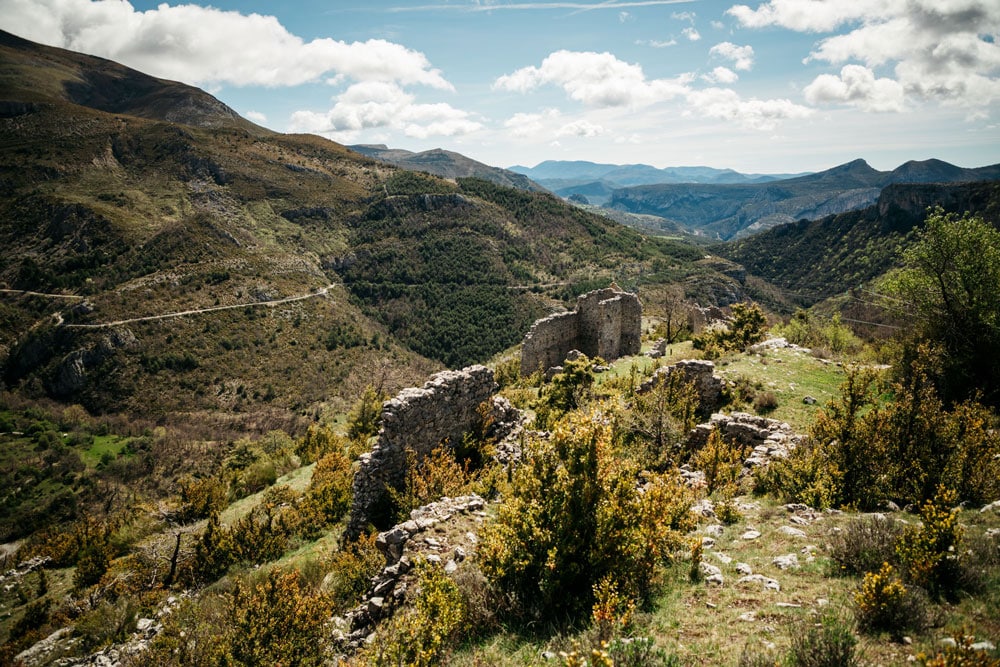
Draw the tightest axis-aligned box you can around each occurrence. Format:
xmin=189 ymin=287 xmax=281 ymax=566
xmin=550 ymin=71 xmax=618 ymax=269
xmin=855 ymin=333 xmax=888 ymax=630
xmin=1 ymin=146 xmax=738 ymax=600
xmin=345 ymin=365 xmax=497 ymax=541
xmin=518 ymin=311 xmax=580 ymax=376
xmin=520 ymin=287 xmax=641 ymax=376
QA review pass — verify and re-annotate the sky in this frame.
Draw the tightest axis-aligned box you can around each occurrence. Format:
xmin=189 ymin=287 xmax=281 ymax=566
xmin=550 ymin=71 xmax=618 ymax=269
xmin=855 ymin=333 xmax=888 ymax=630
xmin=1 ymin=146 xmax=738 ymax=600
xmin=1 ymin=0 xmax=998 ymax=174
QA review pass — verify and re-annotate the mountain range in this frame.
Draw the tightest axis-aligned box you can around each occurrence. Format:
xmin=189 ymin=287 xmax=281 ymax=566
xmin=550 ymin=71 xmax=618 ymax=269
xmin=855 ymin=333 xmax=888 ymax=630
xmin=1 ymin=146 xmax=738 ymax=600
xmin=608 ymin=158 xmax=1000 ymax=240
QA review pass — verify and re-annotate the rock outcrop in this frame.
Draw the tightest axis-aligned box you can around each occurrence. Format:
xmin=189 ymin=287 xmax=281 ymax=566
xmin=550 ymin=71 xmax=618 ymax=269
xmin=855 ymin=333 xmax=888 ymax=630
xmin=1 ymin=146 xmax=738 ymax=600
xmin=520 ymin=287 xmax=641 ymax=376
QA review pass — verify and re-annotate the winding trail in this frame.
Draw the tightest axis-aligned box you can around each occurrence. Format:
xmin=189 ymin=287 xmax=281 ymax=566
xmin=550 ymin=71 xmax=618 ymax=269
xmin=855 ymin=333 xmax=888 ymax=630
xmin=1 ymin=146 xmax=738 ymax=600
xmin=63 ymin=283 xmax=339 ymax=329
xmin=0 ymin=289 xmax=86 ymax=300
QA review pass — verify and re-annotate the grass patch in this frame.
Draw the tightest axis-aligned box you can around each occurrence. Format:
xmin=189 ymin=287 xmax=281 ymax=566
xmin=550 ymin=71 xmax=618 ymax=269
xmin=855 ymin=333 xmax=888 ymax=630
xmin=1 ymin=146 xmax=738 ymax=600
xmin=714 ymin=346 xmax=846 ymax=431
xmin=79 ymin=435 xmax=131 ymax=468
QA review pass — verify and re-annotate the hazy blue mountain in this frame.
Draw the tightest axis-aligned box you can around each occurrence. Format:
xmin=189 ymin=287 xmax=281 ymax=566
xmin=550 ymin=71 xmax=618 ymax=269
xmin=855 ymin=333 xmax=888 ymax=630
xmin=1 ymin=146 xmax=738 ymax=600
xmin=608 ymin=158 xmax=1000 ymax=239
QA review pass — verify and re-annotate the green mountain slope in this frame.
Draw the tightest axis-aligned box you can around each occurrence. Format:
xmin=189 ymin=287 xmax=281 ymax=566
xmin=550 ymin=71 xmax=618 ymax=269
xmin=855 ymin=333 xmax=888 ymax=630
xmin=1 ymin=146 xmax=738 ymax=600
xmin=715 ymin=181 xmax=1000 ymax=307
xmin=0 ymin=31 xmax=727 ymax=420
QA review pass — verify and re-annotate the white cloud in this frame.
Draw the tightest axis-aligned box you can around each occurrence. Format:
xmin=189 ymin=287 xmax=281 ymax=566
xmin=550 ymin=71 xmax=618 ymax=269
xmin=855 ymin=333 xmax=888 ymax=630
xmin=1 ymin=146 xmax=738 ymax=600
xmin=496 ymin=49 xmax=816 ymax=134
xmin=619 ymin=11 xmax=633 ymax=23
xmin=729 ymin=0 xmax=1000 ymax=110
xmin=804 ymin=65 xmax=905 ymax=112
xmin=672 ymin=11 xmax=697 ymax=22
xmin=504 ymin=109 xmax=562 ymax=138
xmin=0 ymin=0 xmax=453 ymax=90
xmin=710 ymin=42 xmax=755 ymax=70
xmin=557 ymin=120 xmax=605 ymax=137
xmin=682 ymin=27 xmax=702 ymax=41
xmin=726 ymin=0 xmax=891 ymax=32
xmin=289 ymin=81 xmax=480 ymax=140
xmin=637 ymin=38 xmax=678 ymax=48
xmin=245 ymin=110 xmax=268 ymax=124
xmin=494 ymin=50 xmax=691 ymax=108
xmin=703 ymin=66 xmax=740 ymax=84
xmin=685 ymin=87 xmax=813 ymax=130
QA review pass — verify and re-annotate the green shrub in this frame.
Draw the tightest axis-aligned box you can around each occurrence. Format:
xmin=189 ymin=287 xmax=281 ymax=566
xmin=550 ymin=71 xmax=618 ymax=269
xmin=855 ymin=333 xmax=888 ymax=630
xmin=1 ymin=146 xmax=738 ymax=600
xmin=479 ymin=409 xmax=695 ymax=623
xmin=617 ymin=370 xmax=699 ymax=470
xmin=693 ymin=302 xmax=768 ymax=354
xmin=828 ymin=514 xmax=904 ymax=576
xmin=74 ymin=598 xmax=138 ymax=650
xmin=787 ymin=613 xmax=858 ymax=667
xmin=761 ymin=352 xmax=1000 ymax=510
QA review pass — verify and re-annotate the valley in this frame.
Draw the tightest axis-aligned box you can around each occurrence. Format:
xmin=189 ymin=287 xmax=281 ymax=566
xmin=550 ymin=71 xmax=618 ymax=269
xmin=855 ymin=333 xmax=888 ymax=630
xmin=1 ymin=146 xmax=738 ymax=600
xmin=1 ymin=28 xmax=999 ymax=667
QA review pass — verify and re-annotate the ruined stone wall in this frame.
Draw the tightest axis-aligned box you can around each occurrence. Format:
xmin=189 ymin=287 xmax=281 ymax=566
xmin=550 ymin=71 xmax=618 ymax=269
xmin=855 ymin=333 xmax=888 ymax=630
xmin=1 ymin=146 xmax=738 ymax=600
xmin=519 ymin=311 xmax=580 ymax=376
xmin=520 ymin=287 xmax=642 ymax=376
xmin=345 ymin=365 xmax=497 ymax=541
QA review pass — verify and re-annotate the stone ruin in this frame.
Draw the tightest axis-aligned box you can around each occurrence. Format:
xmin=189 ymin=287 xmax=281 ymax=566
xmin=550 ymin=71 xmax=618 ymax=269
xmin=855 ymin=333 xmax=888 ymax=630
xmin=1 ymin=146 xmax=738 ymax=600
xmin=344 ymin=365 xmax=508 ymax=541
xmin=689 ymin=412 xmax=806 ymax=470
xmin=520 ymin=286 xmax=641 ymax=376
xmin=639 ymin=359 xmax=725 ymax=416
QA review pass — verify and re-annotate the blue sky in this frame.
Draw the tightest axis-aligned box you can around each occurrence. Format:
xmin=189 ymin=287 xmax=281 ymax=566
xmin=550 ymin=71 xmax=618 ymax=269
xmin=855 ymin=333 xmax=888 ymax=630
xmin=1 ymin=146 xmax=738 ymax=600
xmin=2 ymin=0 xmax=998 ymax=173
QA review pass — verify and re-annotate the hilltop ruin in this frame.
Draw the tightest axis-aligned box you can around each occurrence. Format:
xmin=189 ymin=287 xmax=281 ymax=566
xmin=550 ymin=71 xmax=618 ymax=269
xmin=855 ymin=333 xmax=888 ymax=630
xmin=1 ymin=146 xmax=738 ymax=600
xmin=520 ymin=286 xmax=641 ymax=376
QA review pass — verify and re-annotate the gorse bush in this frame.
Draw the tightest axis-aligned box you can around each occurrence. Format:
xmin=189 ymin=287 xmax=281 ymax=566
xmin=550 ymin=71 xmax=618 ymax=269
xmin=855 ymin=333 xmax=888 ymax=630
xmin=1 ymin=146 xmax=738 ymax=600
xmin=690 ymin=429 xmax=746 ymax=494
xmin=224 ymin=569 xmax=333 ymax=666
xmin=854 ymin=562 xmax=930 ymax=637
xmin=479 ymin=409 xmax=695 ymax=624
xmin=896 ymin=486 xmax=964 ymax=600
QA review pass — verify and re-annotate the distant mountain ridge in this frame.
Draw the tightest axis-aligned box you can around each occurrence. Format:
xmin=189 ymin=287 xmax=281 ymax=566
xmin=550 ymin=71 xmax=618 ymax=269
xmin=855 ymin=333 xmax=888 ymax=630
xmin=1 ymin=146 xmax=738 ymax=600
xmin=509 ymin=160 xmax=805 ymax=186
xmin=349 ymin=144 xmax=545 ymax=192
xmin=508 ymin=160 xmax=807 ymax=206
xmin=608 ymin=158 xmax=1000 ymax=240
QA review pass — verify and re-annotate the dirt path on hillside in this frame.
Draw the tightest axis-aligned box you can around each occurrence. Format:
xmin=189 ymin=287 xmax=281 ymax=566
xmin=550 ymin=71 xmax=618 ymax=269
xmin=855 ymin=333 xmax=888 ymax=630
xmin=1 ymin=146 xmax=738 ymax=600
xmin=62 ymin=284 xmax=339 ymax=329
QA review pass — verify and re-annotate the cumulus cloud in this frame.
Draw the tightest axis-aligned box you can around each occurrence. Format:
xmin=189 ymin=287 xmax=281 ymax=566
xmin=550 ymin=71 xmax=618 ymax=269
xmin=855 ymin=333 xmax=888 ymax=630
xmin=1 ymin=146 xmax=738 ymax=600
xmin=493 ymin=50 xmax=691 ymax=108
xmin=703 ymin=66 xmax=740 ymax=84
xmin=672 ymin=11 xmax=697 ymax=22
xmin=685 ymin=87 xmax=813 ymax=130
xmin=503 ymin=109 xmax=561 ymax=138
xmin=496 ymin=49 xmax=816 ymax=133
xmin=682 ymin=27 xmax=702 ymax=41
xmin=0 ymin=0 xmax=453 ymax=90
xmin=245 ymin=110 xmax=268 ymax=124
xmin=557 ymin=120 xmax=605 ymax=137
xmin=728 ymin=0 xmax=1000 ymax=109
xmin=289 ymin=81 xmax=480 ymax=140
xmin=804 ymin=65 xmax=905 ymax=112
xmin=710 ymin=42 xmax=755 ymax=70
